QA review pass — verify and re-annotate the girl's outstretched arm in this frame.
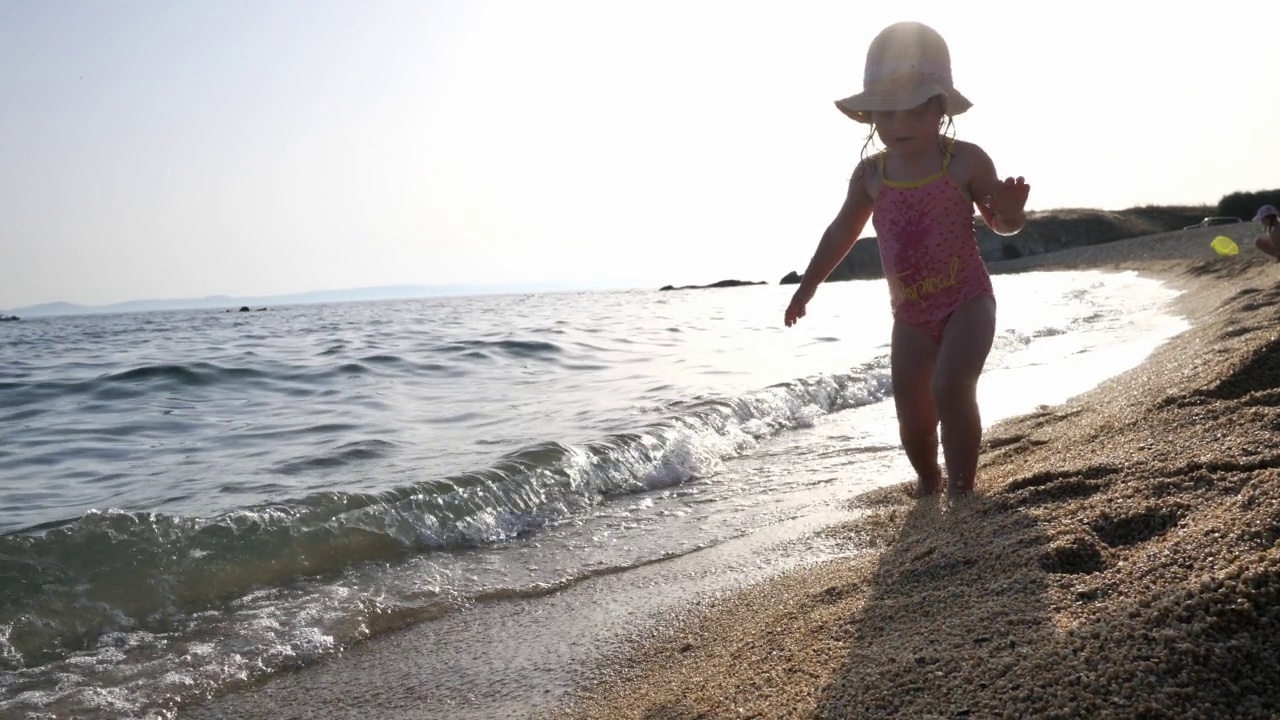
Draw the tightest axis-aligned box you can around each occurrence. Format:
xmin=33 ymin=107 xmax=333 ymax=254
xmin=785 ymin=160 xmax=876 ymax=323
xmin=969 ymin=145 xmax=1029 ymax=236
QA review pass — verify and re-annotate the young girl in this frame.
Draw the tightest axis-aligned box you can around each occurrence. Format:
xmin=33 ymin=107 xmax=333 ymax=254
xmin=784 ymin=21 xmax=1030 ymax=500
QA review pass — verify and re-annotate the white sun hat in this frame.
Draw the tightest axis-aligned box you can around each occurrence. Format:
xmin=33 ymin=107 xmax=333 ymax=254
xmin=835 ymin=21 xmax=973 ymax=124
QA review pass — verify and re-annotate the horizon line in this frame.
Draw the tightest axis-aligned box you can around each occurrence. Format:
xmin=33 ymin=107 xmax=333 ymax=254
xmin=0 ymin=279 xmax=684 ymax=317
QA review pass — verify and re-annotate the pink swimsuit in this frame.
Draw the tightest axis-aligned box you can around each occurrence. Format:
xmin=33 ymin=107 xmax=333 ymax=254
xmin=871 ymin=150 xmax=994 ymax=344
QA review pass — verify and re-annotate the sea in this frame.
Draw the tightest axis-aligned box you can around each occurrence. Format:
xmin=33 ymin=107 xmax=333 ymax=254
xmin=0 ymin=271 xmax=1188 ymax=719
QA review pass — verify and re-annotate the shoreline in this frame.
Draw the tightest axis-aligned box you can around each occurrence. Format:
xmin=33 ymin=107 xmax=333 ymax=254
xmin=175 ymin=225 xmax=1279 ymax=719
xmin=546 ymin=226 xmax=1280 ymax=718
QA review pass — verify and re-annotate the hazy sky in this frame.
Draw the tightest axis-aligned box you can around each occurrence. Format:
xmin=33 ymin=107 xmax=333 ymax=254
xmin=2 ymin=1 xmax=1277 ymax=309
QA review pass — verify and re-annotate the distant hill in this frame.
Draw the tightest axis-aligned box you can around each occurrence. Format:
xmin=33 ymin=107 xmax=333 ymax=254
xmin=10 ymin=301 xmax=86 ymax=317
xmin=778 ymin=204 xmax=1215 ymax=284
xmin=3 ymin=282 xmax=601 ymax=318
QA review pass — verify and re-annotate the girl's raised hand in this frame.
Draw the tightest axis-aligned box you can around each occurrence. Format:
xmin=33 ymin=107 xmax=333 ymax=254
xmin=984 ymin=176 xmax=1030 ymax=217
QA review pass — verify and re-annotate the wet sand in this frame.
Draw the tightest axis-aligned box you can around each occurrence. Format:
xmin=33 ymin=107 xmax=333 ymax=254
xmin=546 ymin=225 xmax=1280 ymax=719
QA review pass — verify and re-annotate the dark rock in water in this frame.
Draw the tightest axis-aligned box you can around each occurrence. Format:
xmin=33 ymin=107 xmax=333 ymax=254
xmin=779 ymin=271 xmax=802 ymax=285
xmin=0 ymin=314 xmax=19 ymax=321
xmin=239 ymin=306 xmax=251 ymax=312
xmin=256 ymin=307 xmax=268 ymax=312
xmin=658 ymin=279 xmax=766 ymax=291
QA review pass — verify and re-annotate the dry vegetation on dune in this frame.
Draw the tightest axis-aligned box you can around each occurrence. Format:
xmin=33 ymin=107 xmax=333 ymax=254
xmin=550 ymin=258 xmax=1280 ymax=719
xmin=795 ymin=205 xmax=1213 ymax=284
xmin=988 ymin=224 xmax=1269 ymax=275
xmin=977 ymin=205 xmax=1212 ymax=261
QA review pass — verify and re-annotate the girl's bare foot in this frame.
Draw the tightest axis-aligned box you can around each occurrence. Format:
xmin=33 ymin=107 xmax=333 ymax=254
xmin=912 ymin=473 xmax=943 ymax=498
xmin=946 ymin=476 xmax=974 ymax=499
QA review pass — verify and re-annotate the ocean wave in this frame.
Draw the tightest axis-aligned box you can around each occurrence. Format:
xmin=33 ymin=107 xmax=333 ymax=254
xmin=0 ymin=363 xmax=890 ymax=675
xmin=3 ymin=335 xmax=596 ymax=411
xmin=1 ymin=353 xmax=472 ymax=409
xmin=106 ymin=363 xmax=266 ymax=386
xmin=2 ymin=362 xmax=276 ymax=408
xmin=432 ymin=338 xmax=565 ymax=359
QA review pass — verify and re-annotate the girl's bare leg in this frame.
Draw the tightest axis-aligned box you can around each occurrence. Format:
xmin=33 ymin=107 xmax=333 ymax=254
xmin=933 ymin=295 xmax=997 ymax=498
xmin=891 ymin=320 xmax=942 ymax=496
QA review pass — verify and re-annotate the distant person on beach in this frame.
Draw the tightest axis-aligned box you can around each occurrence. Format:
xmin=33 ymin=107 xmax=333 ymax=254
xmin=783 ymin=21 xmax=1029 ymax=500
xmin=1253 ymin=205 xmax=1280 ymax=261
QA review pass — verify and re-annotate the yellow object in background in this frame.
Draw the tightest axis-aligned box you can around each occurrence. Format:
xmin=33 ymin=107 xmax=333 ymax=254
xmin=1211 ymin=236 xmax=1239 ymax=256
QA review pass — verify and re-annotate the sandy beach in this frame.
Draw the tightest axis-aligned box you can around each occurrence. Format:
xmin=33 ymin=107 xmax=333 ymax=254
xmin=545 ymin=224 xmax=1280 ymax=719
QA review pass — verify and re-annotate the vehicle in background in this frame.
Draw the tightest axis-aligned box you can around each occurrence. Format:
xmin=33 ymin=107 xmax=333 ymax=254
xmin=1183 ymin=216 xmax=1243 ymax=230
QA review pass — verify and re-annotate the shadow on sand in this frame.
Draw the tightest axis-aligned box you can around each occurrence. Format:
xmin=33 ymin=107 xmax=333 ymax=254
xmin=809 ymin=486 xmax=1065 ymax=718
